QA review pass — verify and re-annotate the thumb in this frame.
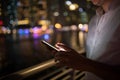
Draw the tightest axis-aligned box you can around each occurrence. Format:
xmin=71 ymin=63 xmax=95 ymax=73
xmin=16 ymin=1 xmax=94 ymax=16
xmin=56 ymin=43 xmax=73 ymax=51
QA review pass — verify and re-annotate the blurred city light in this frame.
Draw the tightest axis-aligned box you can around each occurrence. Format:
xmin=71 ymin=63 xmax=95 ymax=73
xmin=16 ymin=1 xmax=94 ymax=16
xmin=18 ymin=29 xmax=30 ymax=35
xmin=83 ymin=24 xmax=88 ymax=32
xmin=61 ymin=26 xmax=70 ymax=31
xmin=41 ymin=26 xmax=47 ymax=31
xmin=32 ymin=27 xmax=42 ymax=34
xmin=24 ymin=29 xmax=30 ymax=34
xmin=63 ymin=12 xmax=68 ymax=16
xmin=70 ymin=25 xmax=77 ymax=31
xmin=55 ymin=23 xmax=62 ymax=29
xmin=33 ymin=33 xmax=39 ymax=39
xmin=13 ymin=29 xmax=17 ymax=34
xmin=79 ymin=8 xmax=84 ymax=12
xmin=78 ymin=24 xmax=83 ymax=29
xmin=43 ymin=34 xmax=50 ymax=40
xmin=18 ymin=20 xmax=29 ymax=25
xmin=0 ymin=20 xmax=3 ymax=26
xmin=53 ymin=12 xmax=59 ymax=16
xmin=65 ymin=1 xmax=72 ymax=6
xmin=38 ymin=20 xmax=50 ymax=26
xmin=29 ymin=28 xmax=33 ymax=33
xmin=69 ymin=4 xmax=79 ymax=11
xmin=78 ymin=23 xmax=88 ymax=32
xmin=1 ymin=27 xmax=7 ymax=34
xmin=18 ymin=29 xmax=24 ymax=34
xmin=6 ymin=29 xmax=11 ymax=34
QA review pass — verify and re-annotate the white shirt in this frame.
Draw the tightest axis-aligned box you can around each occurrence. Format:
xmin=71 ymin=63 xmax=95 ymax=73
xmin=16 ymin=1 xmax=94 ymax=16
xmin=85 ymin=1 xmax=120 ymax=79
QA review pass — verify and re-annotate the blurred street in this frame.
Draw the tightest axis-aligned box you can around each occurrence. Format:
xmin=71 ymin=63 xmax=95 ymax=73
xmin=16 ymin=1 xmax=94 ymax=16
xmin=0 ymin=26 xmax=86 ymax=77
xmin=0 ymin=0 xmax=94 ymax=78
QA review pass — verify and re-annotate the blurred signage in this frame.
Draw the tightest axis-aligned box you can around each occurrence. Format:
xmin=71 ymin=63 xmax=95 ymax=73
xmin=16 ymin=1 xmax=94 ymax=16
xmin=17 ymin=20 xmax=29 ymax=25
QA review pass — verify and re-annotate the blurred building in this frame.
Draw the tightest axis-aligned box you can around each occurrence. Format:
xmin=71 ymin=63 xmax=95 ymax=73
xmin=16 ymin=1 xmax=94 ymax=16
xmin=47 ymin=0 xmax=95 ymax=26
xmin=17 ymin=0 xmax=47 ymax=26
xmin=16 ymin=0 xmax=48 ymax=28
xmin=0 ymin=0 xmax=17 ymax=30
xmin=0 ymin=0 xmax=48 ymax=29
xmin=0 ymin=0 xmax=96 ymax=29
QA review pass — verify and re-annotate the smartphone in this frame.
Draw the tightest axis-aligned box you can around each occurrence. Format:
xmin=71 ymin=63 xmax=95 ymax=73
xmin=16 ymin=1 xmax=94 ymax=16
xmin=41 ymin=40 xmax=59 ymax=51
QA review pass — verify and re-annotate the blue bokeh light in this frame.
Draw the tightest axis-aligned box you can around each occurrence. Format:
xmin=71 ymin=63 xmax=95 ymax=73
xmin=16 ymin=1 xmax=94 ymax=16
xmin=43 ymin=34 xmax=50 ymax=40
xmin=18 ymin=29 xmax=24 ymax=34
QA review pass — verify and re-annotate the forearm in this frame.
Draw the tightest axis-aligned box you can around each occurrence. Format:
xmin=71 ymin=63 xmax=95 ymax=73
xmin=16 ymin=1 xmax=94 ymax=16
xmin=82 ymin=58 xmax=120 ymax=80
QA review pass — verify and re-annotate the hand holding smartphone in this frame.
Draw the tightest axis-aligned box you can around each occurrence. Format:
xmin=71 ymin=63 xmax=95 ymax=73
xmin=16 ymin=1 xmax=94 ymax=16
xmin=41 ymin=40 xmax=59 ymax=51
xmin=41 ymin=40 xmax=66 ymax=51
